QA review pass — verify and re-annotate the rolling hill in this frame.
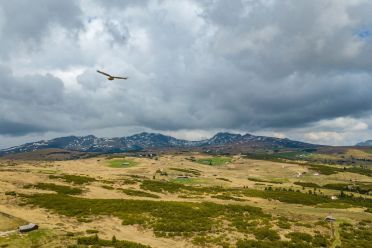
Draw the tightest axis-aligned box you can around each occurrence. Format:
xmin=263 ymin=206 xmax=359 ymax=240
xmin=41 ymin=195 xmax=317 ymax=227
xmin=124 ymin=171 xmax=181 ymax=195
xmin=356 ymin=140 xmax=372 ymax=146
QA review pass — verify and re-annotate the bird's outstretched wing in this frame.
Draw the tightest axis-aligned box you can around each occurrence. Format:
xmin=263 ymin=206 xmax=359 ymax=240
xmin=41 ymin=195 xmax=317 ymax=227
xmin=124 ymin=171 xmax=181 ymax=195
xmin=97 ymin=70 xmax=112 ymax=77
xmin=113 ymin=76 xmax=128 ymax=80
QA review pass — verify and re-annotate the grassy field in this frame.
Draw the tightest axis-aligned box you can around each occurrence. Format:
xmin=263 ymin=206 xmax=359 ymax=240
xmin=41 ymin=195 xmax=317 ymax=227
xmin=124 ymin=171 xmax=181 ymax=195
xmin=0 ymin=213 xmax=26 ymax=231
xmin=107 ymin=159 xmax=138 ymax=168
xmin=0 ymin=229 xmax=74 ymax=248
xmin=0 ymin=154 xmax=371 ymax=247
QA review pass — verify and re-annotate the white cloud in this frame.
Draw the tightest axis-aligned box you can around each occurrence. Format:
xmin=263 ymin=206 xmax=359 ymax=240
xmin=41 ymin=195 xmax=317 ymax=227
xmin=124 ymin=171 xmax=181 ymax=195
xmin=304 ymin=132 xmax=344 ymax=144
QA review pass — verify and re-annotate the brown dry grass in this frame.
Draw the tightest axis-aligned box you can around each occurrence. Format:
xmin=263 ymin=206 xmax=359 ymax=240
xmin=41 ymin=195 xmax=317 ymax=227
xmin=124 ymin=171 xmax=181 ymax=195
xmin=0 ymin=154 xmax=371 ymax=247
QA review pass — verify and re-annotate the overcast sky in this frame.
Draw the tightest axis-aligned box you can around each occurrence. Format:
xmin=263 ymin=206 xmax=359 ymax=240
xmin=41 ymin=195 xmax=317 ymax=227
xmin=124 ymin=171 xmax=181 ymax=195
xmin=1 ymin=0 xmax=372 ymax=148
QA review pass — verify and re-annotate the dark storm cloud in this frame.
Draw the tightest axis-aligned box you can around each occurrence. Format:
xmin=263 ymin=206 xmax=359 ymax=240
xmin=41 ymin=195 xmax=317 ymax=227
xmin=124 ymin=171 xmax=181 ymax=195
xmin=0 ymin=0 xmax=82 ymax=58
xmin=0 ymin=119 xmax=44 ymax=136
xmin=0 ymin=65 xmax=69 ymax=136
xmin=1 ymin=0 xmax=372 ymax=145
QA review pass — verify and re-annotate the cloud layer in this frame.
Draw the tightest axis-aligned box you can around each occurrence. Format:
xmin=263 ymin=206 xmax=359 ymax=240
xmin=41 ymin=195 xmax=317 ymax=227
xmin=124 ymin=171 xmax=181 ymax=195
xmin=1 ymin=0 xmax=372 ymax=147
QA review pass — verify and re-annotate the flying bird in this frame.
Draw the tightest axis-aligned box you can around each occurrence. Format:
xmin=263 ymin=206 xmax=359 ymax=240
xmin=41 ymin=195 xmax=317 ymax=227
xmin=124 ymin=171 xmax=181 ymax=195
xmin=96 ymin=70 xmax=128 ymax=80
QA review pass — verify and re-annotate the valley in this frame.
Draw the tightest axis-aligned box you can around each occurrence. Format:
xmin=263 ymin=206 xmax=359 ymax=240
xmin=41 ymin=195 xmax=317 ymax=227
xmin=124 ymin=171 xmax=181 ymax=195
xmin=0 ymin=151 xmax=371 ymax=247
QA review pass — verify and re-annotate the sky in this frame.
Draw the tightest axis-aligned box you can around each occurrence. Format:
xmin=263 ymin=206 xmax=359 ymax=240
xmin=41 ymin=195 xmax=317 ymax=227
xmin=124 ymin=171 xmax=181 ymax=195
xmin=1 ymin=0 xmax=372 ymax=148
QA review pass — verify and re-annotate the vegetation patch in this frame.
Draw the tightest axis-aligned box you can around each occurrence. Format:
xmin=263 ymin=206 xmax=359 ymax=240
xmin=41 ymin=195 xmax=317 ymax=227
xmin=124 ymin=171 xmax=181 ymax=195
xmin=323 ymin=183 xmax=371 ymax=195
xmin=248 ymin=177 xmax=283 ymax=184
xmin=22 ymin=193 xmax=266 ymax=237
xmin=339 ymin=221 xmax=372 ymax=248
xmin=108 ymin=159 xmax=138 ymax=168
xmin=216 ymin=177 xmax=232 ymax=182
xmin=140 ymin=180 xmax=372 ymax=208
xmin=196 ymin=157 xmax=232 ymax=166
xmin=169 ymin=168 xmax=201 ymax=176
xmin=0 ymin=229 xmax=73 ymax=248
xmin=75 ymin=234 xmax=151 ymax=248
xmin=102 ymin=185 xmax=115 ymax=190
xmin=121 ymin=189 xmax=160 ymax=199
xmin=49 ymin=174 xmax=96 ymax=185
xmin=140 ymin=180 xmax=191 ymax=193
xmin=4 ymin=191 xmax=17 ymax=196
xmin=28 ymin=183 xmax=83 ymax=195
xmin=294 ymin=182 xmax=321 ymax=188
xmin=236 ymin=232 xmax=329 ymax=248
xmin=171 ymin=177 xmax=196 ymax=184
xmin=277 ymin=220 xmax=291 ymax=229
xmin=308 ymin=164 xmax=372 ymax=177
xmin=140 ymin=180 xmax=224 ymax=195
xmin=211 ymin=194 xmax=245 ymax=201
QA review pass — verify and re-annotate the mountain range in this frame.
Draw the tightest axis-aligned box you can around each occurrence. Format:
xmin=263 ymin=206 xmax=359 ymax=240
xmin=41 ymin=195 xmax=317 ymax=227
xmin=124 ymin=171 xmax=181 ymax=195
xmin=0 ymin=132 xmax=318 ymax=155
xmin=356 ymin=140 xmax=372 ymax=147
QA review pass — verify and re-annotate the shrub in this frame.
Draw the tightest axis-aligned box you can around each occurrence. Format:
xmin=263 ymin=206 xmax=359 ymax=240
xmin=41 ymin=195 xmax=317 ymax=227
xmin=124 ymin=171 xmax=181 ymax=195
xmin=277 ymin=220 xmax=291 ymax=229
xmin=121 ymin=189 xmax=160 ymax=199
xmin=77 ymin=235 xmax=151 ymax=247
xmin=252 ymin=228 xmax=280 ymax=241
xmin=196 ymin=157 xmax=232 ymax=166
xmin=249 ymin=178 xmax=283 ymax=184
xmin=339 ymin=221 xmax=372 ymax=248
xmin=211 ymin=194 xmax=245 ymax=201
xmin=294 ymin=182 xmax=320 ymax=188
xmin=49 ymin=174 xmax=96 ymax=185
xmin=102 ymin=185 xmax=114 ymax=190
xmin=32 ymin=183 xmax=82 ymax=195
xmin=23 ymin=193 xmax=265 ymax=236
xmin=216 ymin=178 xmax=232 ymax=182
xmin=286 ymin=232 xmax=312 ymax=243
xmin=169 ymin=168 xmax=201 ymax=176
xmin=5 ymin=191 xmax=17 ymax=196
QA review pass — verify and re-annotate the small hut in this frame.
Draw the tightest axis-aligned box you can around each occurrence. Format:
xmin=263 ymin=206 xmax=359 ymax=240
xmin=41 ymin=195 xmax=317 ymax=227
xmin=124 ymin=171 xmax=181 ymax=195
xmin=19 ymin=223 xmax=38 ymax=233
xmin=325 ymin=215 xmax=336 ymax=222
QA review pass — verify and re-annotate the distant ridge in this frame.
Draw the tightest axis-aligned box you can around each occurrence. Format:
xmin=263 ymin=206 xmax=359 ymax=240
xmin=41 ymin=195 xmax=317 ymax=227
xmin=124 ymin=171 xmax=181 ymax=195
xmin=356 ymin=140 xmax=372 ymax=147
xmin=0 ymin=132 xmax=317 ymax=155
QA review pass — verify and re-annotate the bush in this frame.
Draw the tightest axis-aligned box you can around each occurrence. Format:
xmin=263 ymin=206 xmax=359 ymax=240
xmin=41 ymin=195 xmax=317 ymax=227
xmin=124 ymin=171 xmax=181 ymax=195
xmin=286 ymin=232 xmax=312 ymax=243
xmin=5 ymin=191 xmax=17 ymax=196
xmin=294 ymin=182 xmax=320 ymax=188
xmin=23 ymin=193 xmax=265 ymax=236
xmin=252 ymin=228 xmax=280 ymax=241
xmin=169 ymin=168 xmax=201 ymax=176
xmin=236 ymin=239 xmax=311 ymax=248
xmin=339 ymin=221 xmax=372 ymax=248
xmin=211 ymin=194 xmax=245 ymax=201
xmin=32 ymin=183 xmax=82 ymax=195
xmin=49 ymin=174 xmax=96 ymax=185
xmin=196 ymin=157 xmax=232 ymax=166
xmin=121 ymin=189 xmax=160 ymax=199
xmin=277 ymin=220 xmax=291 ymax=229
xmin=249 ymin=178 xmax=283 ymax=184
xmin=77 ymin=235 xmax=151 ymax=247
